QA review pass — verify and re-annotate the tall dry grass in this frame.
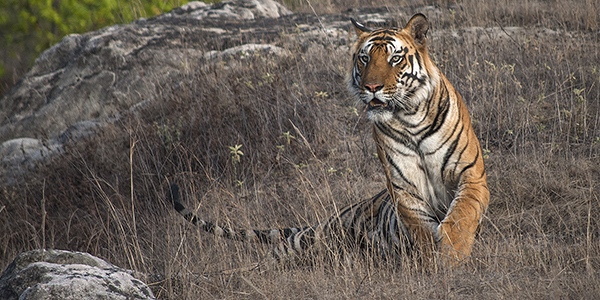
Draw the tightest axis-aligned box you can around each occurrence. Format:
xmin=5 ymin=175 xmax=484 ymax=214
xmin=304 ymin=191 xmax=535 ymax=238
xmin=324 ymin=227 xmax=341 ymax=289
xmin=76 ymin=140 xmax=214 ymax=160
xmin=1 ymin=0 xmax=599 ymax=298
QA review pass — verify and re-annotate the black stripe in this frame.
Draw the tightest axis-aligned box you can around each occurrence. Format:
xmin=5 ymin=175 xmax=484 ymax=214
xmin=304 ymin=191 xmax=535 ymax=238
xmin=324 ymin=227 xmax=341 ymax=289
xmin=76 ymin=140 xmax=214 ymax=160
xmin=394 ymin=201 xmax=432 ymax=221
xmin=393 ymin=111 xmax=423 ymax=128
xmin=420 ymin=87 xmax=450 ymax=143
xmin=391 ymin=183 xmax=426 ymax=203
xmin=369 ymin=35 xmax=395 ymax=42
xmin=378 ymin=135 xmax=413 ymax=158
xmin=348 ymin=204 xmax=365 ymax=238
xmin=282 ymin=228 xmax=297 ymax=237
xmin=440 ymin=124 xmax=464 ymax=175
xmin=456 ymin=145 xmax=480 ymax=180
xmin=373 ymin=189 xmax=388 ymax=200
xmin=425 ymin=106 xmax=461 ymax=155
xmin=400 ymin=71 xmax=423 ymax=84
xmin=297 ymin=228 xmax=316 ymax=250
xmin=409 ymin=89 xmax=439 ymax=135
xmin=375 ymin=122 xmax=416 ymax=151
xmin=405 ymin=54 xmax=425 ymax=85
xmin=387 ymin=155 xmax=418 ymax=190
xmin=414 ymin=50 xmax=423 ymax=69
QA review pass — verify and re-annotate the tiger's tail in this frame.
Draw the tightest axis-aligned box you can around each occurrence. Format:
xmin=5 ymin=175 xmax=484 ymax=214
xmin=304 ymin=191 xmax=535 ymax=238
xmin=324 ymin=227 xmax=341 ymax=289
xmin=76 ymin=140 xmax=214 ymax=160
xmin=167 ymin=183 xmax=311 ymax=245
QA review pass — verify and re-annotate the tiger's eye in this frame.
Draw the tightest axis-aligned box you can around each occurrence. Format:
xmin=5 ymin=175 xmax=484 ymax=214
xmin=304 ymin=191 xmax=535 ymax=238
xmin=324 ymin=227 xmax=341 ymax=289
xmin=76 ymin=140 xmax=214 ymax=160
xmin=359 ymin=54 xmax=369 ymax=64
xmin=391 ymin=55 xmax=402 ymax=64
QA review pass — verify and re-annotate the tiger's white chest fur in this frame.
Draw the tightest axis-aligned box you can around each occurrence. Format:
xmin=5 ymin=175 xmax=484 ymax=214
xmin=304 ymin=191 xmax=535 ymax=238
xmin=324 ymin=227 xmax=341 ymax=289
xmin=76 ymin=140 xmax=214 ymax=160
xmin=374 ymin=76 xmax=460 ymax=224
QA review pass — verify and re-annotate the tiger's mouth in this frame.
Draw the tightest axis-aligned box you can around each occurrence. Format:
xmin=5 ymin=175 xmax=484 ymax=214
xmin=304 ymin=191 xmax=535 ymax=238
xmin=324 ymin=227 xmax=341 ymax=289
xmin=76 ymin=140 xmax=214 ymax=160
xmin=368 ymin=98 xmax=390 ymax=110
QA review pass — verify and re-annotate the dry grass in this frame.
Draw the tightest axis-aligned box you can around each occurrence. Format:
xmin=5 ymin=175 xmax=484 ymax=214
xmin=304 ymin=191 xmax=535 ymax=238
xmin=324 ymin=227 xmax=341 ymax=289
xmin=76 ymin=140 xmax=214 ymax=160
xmin=1 ymin=0 xmax=600 ymax=298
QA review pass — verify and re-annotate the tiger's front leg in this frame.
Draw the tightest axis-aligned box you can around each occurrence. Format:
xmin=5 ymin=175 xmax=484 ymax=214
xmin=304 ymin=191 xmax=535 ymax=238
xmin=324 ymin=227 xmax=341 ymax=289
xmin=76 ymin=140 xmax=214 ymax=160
xmin=437 ymin=165 xmax=489 ymax=265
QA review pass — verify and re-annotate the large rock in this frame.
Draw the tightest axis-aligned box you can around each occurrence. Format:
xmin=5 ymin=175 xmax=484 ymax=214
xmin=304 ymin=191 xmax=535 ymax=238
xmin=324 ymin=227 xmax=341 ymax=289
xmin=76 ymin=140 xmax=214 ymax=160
xmin=0 ymin=0 xmax=302 ymax=186
xmin=0 ymin=249 xmax=155 ymax=300
xmin=0 ymin=0 xmax=294 ymax=148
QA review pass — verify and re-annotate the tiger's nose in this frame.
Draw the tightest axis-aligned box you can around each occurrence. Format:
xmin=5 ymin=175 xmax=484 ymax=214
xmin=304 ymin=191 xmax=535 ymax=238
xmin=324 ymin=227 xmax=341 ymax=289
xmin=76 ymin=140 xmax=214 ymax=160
xmin=364 ymin=84 xmax=383 ymax=93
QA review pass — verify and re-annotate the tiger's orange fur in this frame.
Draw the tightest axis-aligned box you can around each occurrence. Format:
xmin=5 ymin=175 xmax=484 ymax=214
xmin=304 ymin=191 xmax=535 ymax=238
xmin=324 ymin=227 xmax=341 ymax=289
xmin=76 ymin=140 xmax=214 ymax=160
xmin=348 ymin=14 xmax=490 ymax=266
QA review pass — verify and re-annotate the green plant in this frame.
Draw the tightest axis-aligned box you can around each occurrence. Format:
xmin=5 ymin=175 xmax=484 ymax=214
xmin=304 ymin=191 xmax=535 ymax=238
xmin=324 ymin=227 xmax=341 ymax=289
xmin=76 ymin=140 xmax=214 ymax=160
xmin=282 ymin=131 xmax=295 ymax=144
xmin=155 ymin=117 xmax=183 ymax=150
xmin=229 ymin=144 xmax=243 ymax=165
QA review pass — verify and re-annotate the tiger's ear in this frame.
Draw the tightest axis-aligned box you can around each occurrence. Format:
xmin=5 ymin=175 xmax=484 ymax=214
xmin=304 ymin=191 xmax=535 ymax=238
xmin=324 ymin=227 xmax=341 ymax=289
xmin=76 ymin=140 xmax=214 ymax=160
xmin=405 ymin=13 xmax=428 ymax=46
xmin=351 ymin=18 xmax=371 ymax=35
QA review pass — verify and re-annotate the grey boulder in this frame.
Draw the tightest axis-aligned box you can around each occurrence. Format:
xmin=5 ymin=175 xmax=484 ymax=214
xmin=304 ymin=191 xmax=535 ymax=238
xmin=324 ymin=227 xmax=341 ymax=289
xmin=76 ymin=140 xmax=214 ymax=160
xmin=0 ymin=249 xmax=155 ymax=300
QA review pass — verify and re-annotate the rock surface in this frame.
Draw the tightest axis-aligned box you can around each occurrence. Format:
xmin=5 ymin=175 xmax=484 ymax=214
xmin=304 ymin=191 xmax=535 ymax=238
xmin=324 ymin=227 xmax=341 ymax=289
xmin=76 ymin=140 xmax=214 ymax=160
xmin=159 ymin=0 xmax=292 ymax=20
xmin=0 ymin=249 xmax=155 ymax=300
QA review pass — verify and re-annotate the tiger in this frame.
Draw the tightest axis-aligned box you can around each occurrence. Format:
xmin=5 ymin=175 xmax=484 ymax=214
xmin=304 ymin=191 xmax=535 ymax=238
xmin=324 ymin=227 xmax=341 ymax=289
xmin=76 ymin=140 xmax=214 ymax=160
xmin=169 ymin=13 xmax=489 ymax=268
xmin=348 ymin=13 xmax=489 ymax=265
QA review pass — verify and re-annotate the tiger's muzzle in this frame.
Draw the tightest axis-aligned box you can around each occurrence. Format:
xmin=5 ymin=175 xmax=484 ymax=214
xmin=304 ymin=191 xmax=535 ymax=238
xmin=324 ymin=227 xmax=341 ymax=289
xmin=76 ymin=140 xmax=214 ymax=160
xmin=363 ymin=83 xmax=393 ymax=112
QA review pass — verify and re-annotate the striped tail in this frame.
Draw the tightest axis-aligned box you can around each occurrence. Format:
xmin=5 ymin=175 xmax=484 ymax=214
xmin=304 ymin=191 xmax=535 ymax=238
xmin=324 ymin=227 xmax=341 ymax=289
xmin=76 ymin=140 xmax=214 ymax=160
xmin=167 ymin=183 xmax=312 ymax=245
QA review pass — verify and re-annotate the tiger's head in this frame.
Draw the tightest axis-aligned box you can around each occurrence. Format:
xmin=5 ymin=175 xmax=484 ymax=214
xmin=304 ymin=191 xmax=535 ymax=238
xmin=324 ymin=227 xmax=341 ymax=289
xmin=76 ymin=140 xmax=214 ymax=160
xmin=348 ymin=14 xmax=440 ymax=123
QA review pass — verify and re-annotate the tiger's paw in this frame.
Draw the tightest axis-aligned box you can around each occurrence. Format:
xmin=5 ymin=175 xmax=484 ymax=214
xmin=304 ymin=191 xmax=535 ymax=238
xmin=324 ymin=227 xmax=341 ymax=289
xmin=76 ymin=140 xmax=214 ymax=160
xmin=436 ymin=222 xmax=476 ymax=267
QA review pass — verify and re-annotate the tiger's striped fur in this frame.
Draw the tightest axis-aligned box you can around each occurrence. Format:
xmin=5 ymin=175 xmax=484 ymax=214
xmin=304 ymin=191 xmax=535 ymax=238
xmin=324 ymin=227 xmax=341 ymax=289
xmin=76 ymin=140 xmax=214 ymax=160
xmin=168 ymin=184 xmax=412 ymax=264
xmin=348 ymin=14 xmax=489 ymax=265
